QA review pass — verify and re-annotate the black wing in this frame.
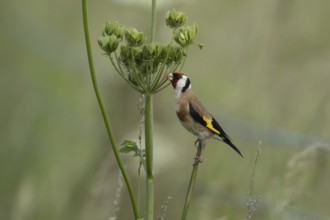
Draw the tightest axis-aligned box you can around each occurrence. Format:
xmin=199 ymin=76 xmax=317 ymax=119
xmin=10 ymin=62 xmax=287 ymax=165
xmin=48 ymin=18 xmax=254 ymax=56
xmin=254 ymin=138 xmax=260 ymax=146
xmin=189 ymin=102 xmax=243 ymax=157
xmin=188 ymin=102 xmax=207 ymax=127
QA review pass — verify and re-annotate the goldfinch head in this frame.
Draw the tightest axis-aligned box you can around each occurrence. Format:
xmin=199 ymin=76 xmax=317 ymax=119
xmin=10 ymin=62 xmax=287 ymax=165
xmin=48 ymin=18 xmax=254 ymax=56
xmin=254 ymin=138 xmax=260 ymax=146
xmin=168 ymin=72 xmax=191 ymax=93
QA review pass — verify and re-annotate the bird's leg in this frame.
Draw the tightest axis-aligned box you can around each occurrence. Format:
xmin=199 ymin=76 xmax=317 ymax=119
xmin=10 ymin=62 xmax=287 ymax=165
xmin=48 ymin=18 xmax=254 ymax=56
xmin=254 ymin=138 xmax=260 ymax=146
xmin=193 ymin=139 xmax=206 ymax=166
xmin=194 ymin=139 xmax=199 ymax=147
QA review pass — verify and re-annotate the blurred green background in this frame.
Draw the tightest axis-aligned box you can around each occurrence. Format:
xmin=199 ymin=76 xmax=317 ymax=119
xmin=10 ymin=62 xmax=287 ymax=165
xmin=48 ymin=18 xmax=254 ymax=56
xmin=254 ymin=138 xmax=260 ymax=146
xmin=1 ymin=0 xmax=330 ymax=219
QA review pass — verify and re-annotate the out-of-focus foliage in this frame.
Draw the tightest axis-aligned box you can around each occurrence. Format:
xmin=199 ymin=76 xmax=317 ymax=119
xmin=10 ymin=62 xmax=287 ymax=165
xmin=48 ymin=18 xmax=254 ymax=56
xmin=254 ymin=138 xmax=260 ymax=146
xmin=0 ymin=0 xmax=329 ymax=220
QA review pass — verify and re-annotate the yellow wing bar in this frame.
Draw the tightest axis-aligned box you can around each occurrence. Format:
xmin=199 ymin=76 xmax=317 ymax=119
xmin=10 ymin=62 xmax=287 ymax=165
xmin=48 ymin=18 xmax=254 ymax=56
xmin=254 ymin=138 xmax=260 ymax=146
xmin=202 ymin=116 xmax=221 ymax=134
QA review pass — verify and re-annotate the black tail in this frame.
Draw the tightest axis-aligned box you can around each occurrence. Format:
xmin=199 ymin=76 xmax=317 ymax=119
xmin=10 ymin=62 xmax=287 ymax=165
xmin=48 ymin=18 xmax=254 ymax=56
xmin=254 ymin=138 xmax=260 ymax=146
xmin=223 ymin=137 xmax=243 ymax=158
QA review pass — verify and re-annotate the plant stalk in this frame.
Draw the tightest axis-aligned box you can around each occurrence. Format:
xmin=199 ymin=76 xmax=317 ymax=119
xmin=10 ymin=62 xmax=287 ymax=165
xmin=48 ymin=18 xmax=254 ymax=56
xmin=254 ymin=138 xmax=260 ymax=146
xmin=82 ymin=0 xmax=140 ymax=219
xmin=181 ymin=140 xmax=205 ymax=220
xmin=150 ymin=0 xmax=157 ymax=42
xmin=144 ymin=93 xmax=154 ymax=220
xmin=145 ymin=0 xmax=157 ymax=219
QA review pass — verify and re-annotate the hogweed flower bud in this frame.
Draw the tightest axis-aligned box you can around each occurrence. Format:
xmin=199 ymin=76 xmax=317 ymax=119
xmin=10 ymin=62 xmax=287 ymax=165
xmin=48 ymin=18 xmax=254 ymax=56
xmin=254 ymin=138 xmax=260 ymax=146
xmin=98 ymin=35 xmax=119 ymax=54
xmin=174 ymin=23 xmax=198 ymax=47
xmin=125 ymin=28 xmax=145 ymax=47
xmin=198 ymin=43 xmax=204 ymax=49
xmin=103 ymin=22 xmax=125 ymax=40
xmin=164 ymin=46 xmax=184 ymax=65
xmin=169 ymin=46 xmax=185 ymax=63
xmin=142 ymin=43 xmax=165 ymax=73
xmin=142 ymin=43 xmax=163 ymax=62
xmin=131 ymin=47 xmax=143 ymax=68
xmin=166 ymin=9 xmax=187 ymax=29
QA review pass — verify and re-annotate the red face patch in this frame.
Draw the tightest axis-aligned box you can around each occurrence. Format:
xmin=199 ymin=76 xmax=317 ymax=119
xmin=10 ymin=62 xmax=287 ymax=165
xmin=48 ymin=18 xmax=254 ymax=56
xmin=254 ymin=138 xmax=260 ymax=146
xmin=170 ymin=72 xmax=184 ymax=88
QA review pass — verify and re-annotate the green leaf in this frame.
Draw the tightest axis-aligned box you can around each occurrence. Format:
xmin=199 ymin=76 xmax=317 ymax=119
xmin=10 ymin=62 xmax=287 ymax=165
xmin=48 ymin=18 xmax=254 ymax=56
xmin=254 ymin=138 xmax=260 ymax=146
xmin=120 ymin=140 xmax=140 ymax=157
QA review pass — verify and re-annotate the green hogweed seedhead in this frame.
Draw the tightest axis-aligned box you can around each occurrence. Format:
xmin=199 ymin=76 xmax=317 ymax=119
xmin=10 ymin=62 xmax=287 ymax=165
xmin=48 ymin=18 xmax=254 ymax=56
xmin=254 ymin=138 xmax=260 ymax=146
xmin=125 ymin=28 xmax=145 ymax=47
xmin=166 ymin=9 xmax=187 ymax=29
xmin=103 ymin=22 xmax=125 ymax=40
xmin=174 ymin=24 xmax=198 ymax=48
xmin=98 ymin=35 xmax=119 ymax=54
xmin=98 ymin=10 xmax=202 ymax=94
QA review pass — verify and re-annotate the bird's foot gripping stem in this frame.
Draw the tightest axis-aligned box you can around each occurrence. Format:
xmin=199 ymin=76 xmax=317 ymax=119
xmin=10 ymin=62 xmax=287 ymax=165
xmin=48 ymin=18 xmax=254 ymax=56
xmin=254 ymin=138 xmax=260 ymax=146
xmin=193 ymin=156 xmax=204 ymax=165
xmin=193 ymin=139 xmax=206 ymax=166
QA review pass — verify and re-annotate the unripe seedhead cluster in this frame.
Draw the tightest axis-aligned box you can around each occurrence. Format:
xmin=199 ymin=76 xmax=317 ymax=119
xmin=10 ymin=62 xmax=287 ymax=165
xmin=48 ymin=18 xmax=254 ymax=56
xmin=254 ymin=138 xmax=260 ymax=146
xmin=98 ymin=9 xmax=201 ymax=94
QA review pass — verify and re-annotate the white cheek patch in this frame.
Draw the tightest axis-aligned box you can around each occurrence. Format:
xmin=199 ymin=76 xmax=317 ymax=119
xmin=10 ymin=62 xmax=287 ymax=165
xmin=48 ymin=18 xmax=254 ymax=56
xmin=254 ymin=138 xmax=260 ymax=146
xmin=177 ymin=79 xmax=186 ymax=88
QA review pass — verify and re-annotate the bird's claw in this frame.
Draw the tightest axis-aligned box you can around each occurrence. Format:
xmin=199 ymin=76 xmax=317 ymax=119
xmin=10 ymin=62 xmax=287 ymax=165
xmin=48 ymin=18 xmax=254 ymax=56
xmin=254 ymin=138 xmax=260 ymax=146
xmin=193 ymin=156 xmax=204 ymax=166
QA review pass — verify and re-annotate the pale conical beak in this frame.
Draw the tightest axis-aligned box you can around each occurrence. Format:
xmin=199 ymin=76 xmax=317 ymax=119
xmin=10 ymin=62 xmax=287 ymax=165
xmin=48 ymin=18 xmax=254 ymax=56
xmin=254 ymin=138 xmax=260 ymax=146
xmin=167 ymin=73 xmax=173 ymax=81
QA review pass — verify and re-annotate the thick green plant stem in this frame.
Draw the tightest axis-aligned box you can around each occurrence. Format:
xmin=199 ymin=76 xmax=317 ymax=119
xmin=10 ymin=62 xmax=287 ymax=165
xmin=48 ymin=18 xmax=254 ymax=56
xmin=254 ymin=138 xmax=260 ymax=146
xmin=181 ymin=140 xmax=205 ymax=220
xmin=145 ymin=1 xmax=157 ymax=219
xmin=144 ymin=93 xmax=154 ymax=220
xmin=82 ymin=0 xmax=140 ymax=219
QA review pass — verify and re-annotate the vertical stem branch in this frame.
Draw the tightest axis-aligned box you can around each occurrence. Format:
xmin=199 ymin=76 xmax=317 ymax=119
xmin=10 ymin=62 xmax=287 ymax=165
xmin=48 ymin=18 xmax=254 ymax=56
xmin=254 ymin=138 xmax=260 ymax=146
xmin=82 ymin=0 xmax=140 ymax=219
xmin=144 ymin=93 xmax=154 ymax=220
xmin=145 ymin=1 xmax=157 ymax=219
xmin=150 ymin=0 xmax=157 ymax=42
xmin=181 ymin=140 xmax=205 ymax=220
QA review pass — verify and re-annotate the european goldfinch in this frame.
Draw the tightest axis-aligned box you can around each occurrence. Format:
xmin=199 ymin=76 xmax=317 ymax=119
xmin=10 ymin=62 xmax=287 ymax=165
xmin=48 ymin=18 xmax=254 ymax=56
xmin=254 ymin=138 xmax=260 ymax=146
xmin=168 ymin=72 xmax=243 ymax=158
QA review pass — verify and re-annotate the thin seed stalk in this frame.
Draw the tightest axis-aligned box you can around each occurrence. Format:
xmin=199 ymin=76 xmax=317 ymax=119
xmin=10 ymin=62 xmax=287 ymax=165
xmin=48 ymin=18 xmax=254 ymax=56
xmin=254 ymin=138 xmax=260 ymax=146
xmin=181 ymin=140 xmax=204 ymax=220
xmin=150 ymin=0 xmax=157 ymax=42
